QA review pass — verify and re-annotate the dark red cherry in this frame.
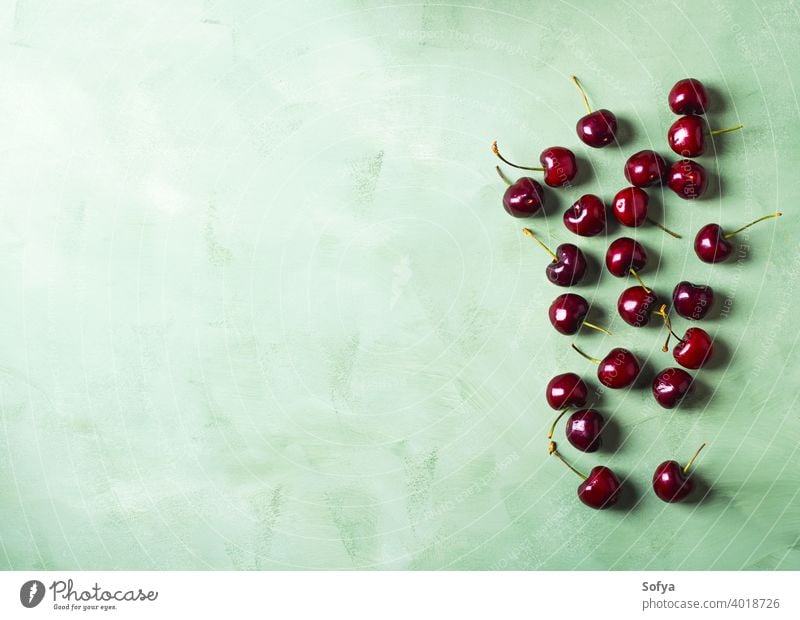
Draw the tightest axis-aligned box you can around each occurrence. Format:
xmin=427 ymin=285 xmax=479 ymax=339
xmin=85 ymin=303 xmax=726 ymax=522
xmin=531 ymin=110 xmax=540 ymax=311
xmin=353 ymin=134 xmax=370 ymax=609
xmin=597 ymin=347 xmax=640 ymax=389
xmin=668 ymin=78 xmax=708 ymax=115
xmin=672 ymin=281 xmax=714 ymax=320
xmin=571 ymin=76 xmax=617 ymax=148
xmin=566 ymin=409 xmax=604 ymax=452
xmin=612 ymin=186 xmax=648 ymax=227
xmin=667 ymin=159 xmax=708 ymax=199
xmin=653 ymin=443 xmax=706 ymax=503
xmin=546 ymin=373 xmax=588 ymax=410
xmin=539 ymin=147 xmax=578 ymax=188
xmin=502 ymin=176 xmax=545 ymax=218
xmin=563 ymin=194 xmax=606 ymax=237
xmin=549 ymin=293 xmax=589 ymax=335
xmin=668 ymin=115 xmax=706 ymax=157
xmin=578 ymin=466 xmax=621 ymax=509
xmin=624 ymin=150 xmax=669 ymax=187
xmin=673 ymin=327 xmax=714 ymax=369
xmin=617 ymin=286 xmax=658 ymax=327
xmin=652 ymin=367 xmax=694 ymax=408
xmin=546 ymin=244 xmax=587 ymax=287
xmin=694 ymin=213 xmax=782 ymax=263
xmin=605 ymin=237 xmax=647 ymax=277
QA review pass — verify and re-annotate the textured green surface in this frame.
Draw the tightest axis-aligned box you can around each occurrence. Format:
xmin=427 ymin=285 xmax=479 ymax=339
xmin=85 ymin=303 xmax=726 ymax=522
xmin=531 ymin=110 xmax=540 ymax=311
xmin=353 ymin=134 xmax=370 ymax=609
xmin=1 ymin=0 xmax=799 ymax=570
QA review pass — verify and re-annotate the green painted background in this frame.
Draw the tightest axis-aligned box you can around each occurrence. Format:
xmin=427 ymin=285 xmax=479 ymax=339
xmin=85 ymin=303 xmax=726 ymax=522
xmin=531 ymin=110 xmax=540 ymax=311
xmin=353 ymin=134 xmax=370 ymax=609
xmin=1 ymin=0 xmax=799 ymax=570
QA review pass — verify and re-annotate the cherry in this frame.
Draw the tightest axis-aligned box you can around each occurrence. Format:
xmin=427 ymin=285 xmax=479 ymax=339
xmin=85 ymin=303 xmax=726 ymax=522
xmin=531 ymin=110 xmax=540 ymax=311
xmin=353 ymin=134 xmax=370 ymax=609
xmin=624 ymin=150 xmax=669 ymax=187
xmin=668 ymin=115 xmax=743 ymax=157
xmin=549 ymin=408 xmax=605 ymax=452
xmin=550 ymin=441 xmax=621 ymax=509
xmin=667 ymin=159 xmax=708 ymax=200
xmin=694 ymin=213 xmax=782 ymax=263
xmin=546 ymin=373 xmax=588 ymax=410
xmin=573 ymin=344 xmax=640 ymax=389
xmin=563 ymin=194 xmax=606 ymax=237
xmin=571 ymin=75 xmax=617 ymax=148
xmin=492 ymin=141 xmax=577 ymax=188
xmin=495 ymin=167 xmax=545 ymax=218
xmin=605 ymin=237 xmax=649 ymax=287
xmin=548 ymin=293 xmax=611 ymax=336
xmin=668 ymin=79 xmax=708 ymax=115
xmin=653 ymin=443 xmax=706 ymax=503
xmin=617 ymin=286 xmax=658 ymax=328
xmin=523 ymin=228 xmax=587 ymax=287
xmin=672 ymin=281 xmax=714 ymax=321
xmin=652 ymin=367 xmax=694 ymax=408
xmin=612 ymin=187 xmax=681 ymax=237
xmin=653 ymin=306 xmax=714 ymax=369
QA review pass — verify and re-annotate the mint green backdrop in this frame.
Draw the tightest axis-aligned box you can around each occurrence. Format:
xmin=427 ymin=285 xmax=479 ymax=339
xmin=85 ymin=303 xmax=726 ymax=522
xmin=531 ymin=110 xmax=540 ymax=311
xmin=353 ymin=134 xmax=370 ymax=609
xmin=1 ymin=0 xmax=799 ymax=570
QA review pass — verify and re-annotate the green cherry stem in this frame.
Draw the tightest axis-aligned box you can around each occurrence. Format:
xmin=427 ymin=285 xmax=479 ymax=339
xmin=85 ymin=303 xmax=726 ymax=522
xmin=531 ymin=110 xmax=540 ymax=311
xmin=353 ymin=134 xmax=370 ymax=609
xmin=548 ymin=408 xmax=570 ymax=439
xmin=653 ymin=304 xmax=681 ymax=352
xmin=492 ymin=141 xmax=545 ymax=172
xmin=550 ymin=441 xmax=588 ymax=480
xmin=522 ymin=228 xmax=558 ymax=262
xmin=709 ymin=124 xmax=743 ymax=136
xmin=723 ymin=212 xmax=782 ymax=239
xmin=495 ymin=165 xmax=513 ymax=186
xmin=683 ymin=443 xmax=707 ymax=475
xmin=571 ymin=75 xmax=592 ymax=114
xmin=629 ymin=269 xmax=651 ymax=293
xmin=582 ymin=321 xmax=612 ymax=336
xmin=571 ymin=343 xmax=601 ymax=364
xmin=646 ymin=216 xmax=682 ymax=239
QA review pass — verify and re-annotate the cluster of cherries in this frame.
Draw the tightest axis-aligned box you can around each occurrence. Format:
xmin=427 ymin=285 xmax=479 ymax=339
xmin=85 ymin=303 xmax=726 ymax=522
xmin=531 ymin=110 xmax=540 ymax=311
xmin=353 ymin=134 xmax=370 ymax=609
xmin=492 ymin=77 xmax=781 ymax=510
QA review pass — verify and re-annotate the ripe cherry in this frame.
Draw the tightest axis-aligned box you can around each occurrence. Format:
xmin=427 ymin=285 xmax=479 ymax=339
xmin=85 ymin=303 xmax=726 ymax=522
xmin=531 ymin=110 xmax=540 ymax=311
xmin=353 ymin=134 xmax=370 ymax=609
xmin=549 ymin=408 xmax=605 ymax=453
xmin=672 ymin=281 xmax=714 ymax=321
xmin=548 ymin=293 xmax=612 ymax=336
xmin=563 ymin=194 xmax=606 ymax=237
xmin=571 ymin=75 xmax=617 ymax=148
xmin=492 ymin=141 xmax=577 ymax=188
xmin=653 ymin=443 xmax=706 ymax=503
xmin=653 ymin=306 xmax=714 ymax=369
xmin=617 ymin=286 xmax=658 ymax=328
xmin=572 ymin=344 xmax=640 ymax=389
xmin=668 ymin=79 xmax=708 ymax=115
xmin=624 ymin=150 xmax=669 ymax=187
xmin=652 ymin=367 xmax=694 ymax=408
xmin=495 ymin=167 xmax=545 ymax=218
xmin=550 ymin=441 xmax=621 ymax=509
xmin=694 ymin=213 xmax=782 ymax=263
xmin=605 ymin=237 xmax=649 ymax=289
xmin=667 ymin=159 xmax=708 ymax=199
xmin=612 ymin=187 xmax=681 ymax=237
xmin=668 ymin=115 xmax=743 ymax=157
xmin=546 ymin=373 xmax=588 ymax=410
xmin=523 ymin=228 xmax=587 ymax=287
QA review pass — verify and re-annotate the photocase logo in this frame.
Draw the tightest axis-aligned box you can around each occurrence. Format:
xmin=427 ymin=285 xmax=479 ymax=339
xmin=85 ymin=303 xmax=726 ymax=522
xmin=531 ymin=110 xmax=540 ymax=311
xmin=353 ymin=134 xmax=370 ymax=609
xmin=20 ymin=580 xmax=45 ymax=608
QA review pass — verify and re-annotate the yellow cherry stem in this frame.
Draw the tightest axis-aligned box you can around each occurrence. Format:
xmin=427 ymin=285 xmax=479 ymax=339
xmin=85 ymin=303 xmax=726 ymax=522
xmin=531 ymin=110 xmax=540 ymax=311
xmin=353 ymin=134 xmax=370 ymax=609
xmin=582 ymin=321 xmax=612 ymax=336
xmin=629 ymin=269 xmax=651 ymax=293
xmin=522 ymin=228 xmax=558 ymax=262
xmin=653 ymin=304 xmax=681 ymax=352
xmin=723 ymin=212 xmax=782 ymax=239
xmin=548 ymin=408 xmax=570 ymax=439
xmin=549 ymin=441 xmax=588 ymax=480
xmin=683 ymin=443 xmax=707 ymax=475
xmin=571 ymin=75 xmax=592 ymax=114
xmin=646 ymin=217 xmax=682 ymax=239
xmin=571 ymin=343 xmax=601 ymax=364
xmin=491 ymin=141 xmax=545 ymax=172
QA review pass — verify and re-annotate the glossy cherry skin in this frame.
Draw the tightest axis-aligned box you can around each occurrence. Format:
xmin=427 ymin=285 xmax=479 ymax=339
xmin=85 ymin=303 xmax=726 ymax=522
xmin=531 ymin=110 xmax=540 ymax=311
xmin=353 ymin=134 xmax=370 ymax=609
xmin=597 ymin=348 xmax=640 ymax=389
xmin=578 ymin=466 xmax=621 ymax=509
xmin=668 ymin=115 xmax=706 ymax=157
xmin=539 ymin=147 xmax=577 ymax=188
xmin=606 ymin=237 xmax=647 ymax=277
xmin=612 ymin=187 xmax=649 ymax=227
xmin=548 ymin=293 xmax=589 ymax=335
xmin=624 ymin=150 xmax=669 ymax=187
xmin=653 ymin=460 xmax=695 ymax=502
xmin=673 ymin=327 xmax=713 ymax=370
xmin=652 ymin=367 xmax=694 ymax=409
xmin=564 ymin=194 xmax=606 ymax=236
xmin=667 ymin=159 xmax=708 ymax=200
xmin=668 ymin=78 xmax=708 ymax=115
xmin=502 ymin=177 xmax=545 ymax=218
xmin=694 ymin=223 xmax=732 ymax=263
xmin=617 ymin=286 xmax=658 ymax=327
xmin=576 ymin=109 xmax=617 ymax=148
xmin=546 ymin=244 xmax=587 ymax=287
xmin=566 ymin=409 xmax=604 ymax=452
xmin=672 ymin=281 xmax=714 ymax=320
xmin=546 ymin=373 xmax=588 ymax=410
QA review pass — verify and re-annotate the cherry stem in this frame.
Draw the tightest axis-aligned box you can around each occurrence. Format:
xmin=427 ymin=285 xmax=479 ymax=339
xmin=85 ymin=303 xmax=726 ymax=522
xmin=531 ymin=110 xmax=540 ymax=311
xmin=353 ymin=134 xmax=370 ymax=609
xmin=629 ymin=269 xmax=651 ymax=293
xmin=683 ymin=443 xmax=707 ymax=475
xmin=709 ymin=124 xmax=743 ymax=136
xmin=548 ymin=408 xmax=570 ymax=439
xmin=582 ymin=321 xmax=612 ymax=336
xmin=653 ymin=304 xmax=681 ymax=352
xmin=522 ymin=228 xmax=558 ymax=262
xmin=549 ymin=441 xmax=587 ymax=480
xmin=571 ymin=75 xmax=592 ymax=114
xmin=491 ymin=141 xmax=545 ymax=172
xmin=571 ymin=343 xmax=601 ymax=364
xmin=723 ymin=212 xmax=782 ymax=239
xmin=495 ymin=165 xmax=512 ymax=186
xmin=646 ymin=217 xmax=682 ymax=239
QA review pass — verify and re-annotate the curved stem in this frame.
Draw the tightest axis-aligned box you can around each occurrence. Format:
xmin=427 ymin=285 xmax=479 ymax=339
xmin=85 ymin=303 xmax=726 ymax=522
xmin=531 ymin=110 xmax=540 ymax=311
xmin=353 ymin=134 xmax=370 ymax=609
xmin=549 ymin=441 xmax=587 ymax=480
xmin=629 ymin=269 xmax=651 ymax=293
xmin=683 ymin=443 xmax=707 ymax=475
xmin=522 ymin=228 xmax=558 ymax=262
xmin=548 ymin=408 xmax=570 ymax=439
xmin=653 ymin=304 xmax=681 ymax=352
xmin=571 ymin=343 xmax=601 ymax=364
xmin=646 ymin=217 xmax=682 ymax=239
xmin=571 ymin=75 xmax=592 ymax=114
xmin=582 ymin=321 xmax=612 ymax=336
xmin=491 ymin=141 xmax=545 ymax=172
xmin=723 ymin=212 xmax=782 ymax=239
xmin=495 ymin=165 xmax=512 ymax=186
xmin=709 ymin=124 xmax=743 ymax=136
